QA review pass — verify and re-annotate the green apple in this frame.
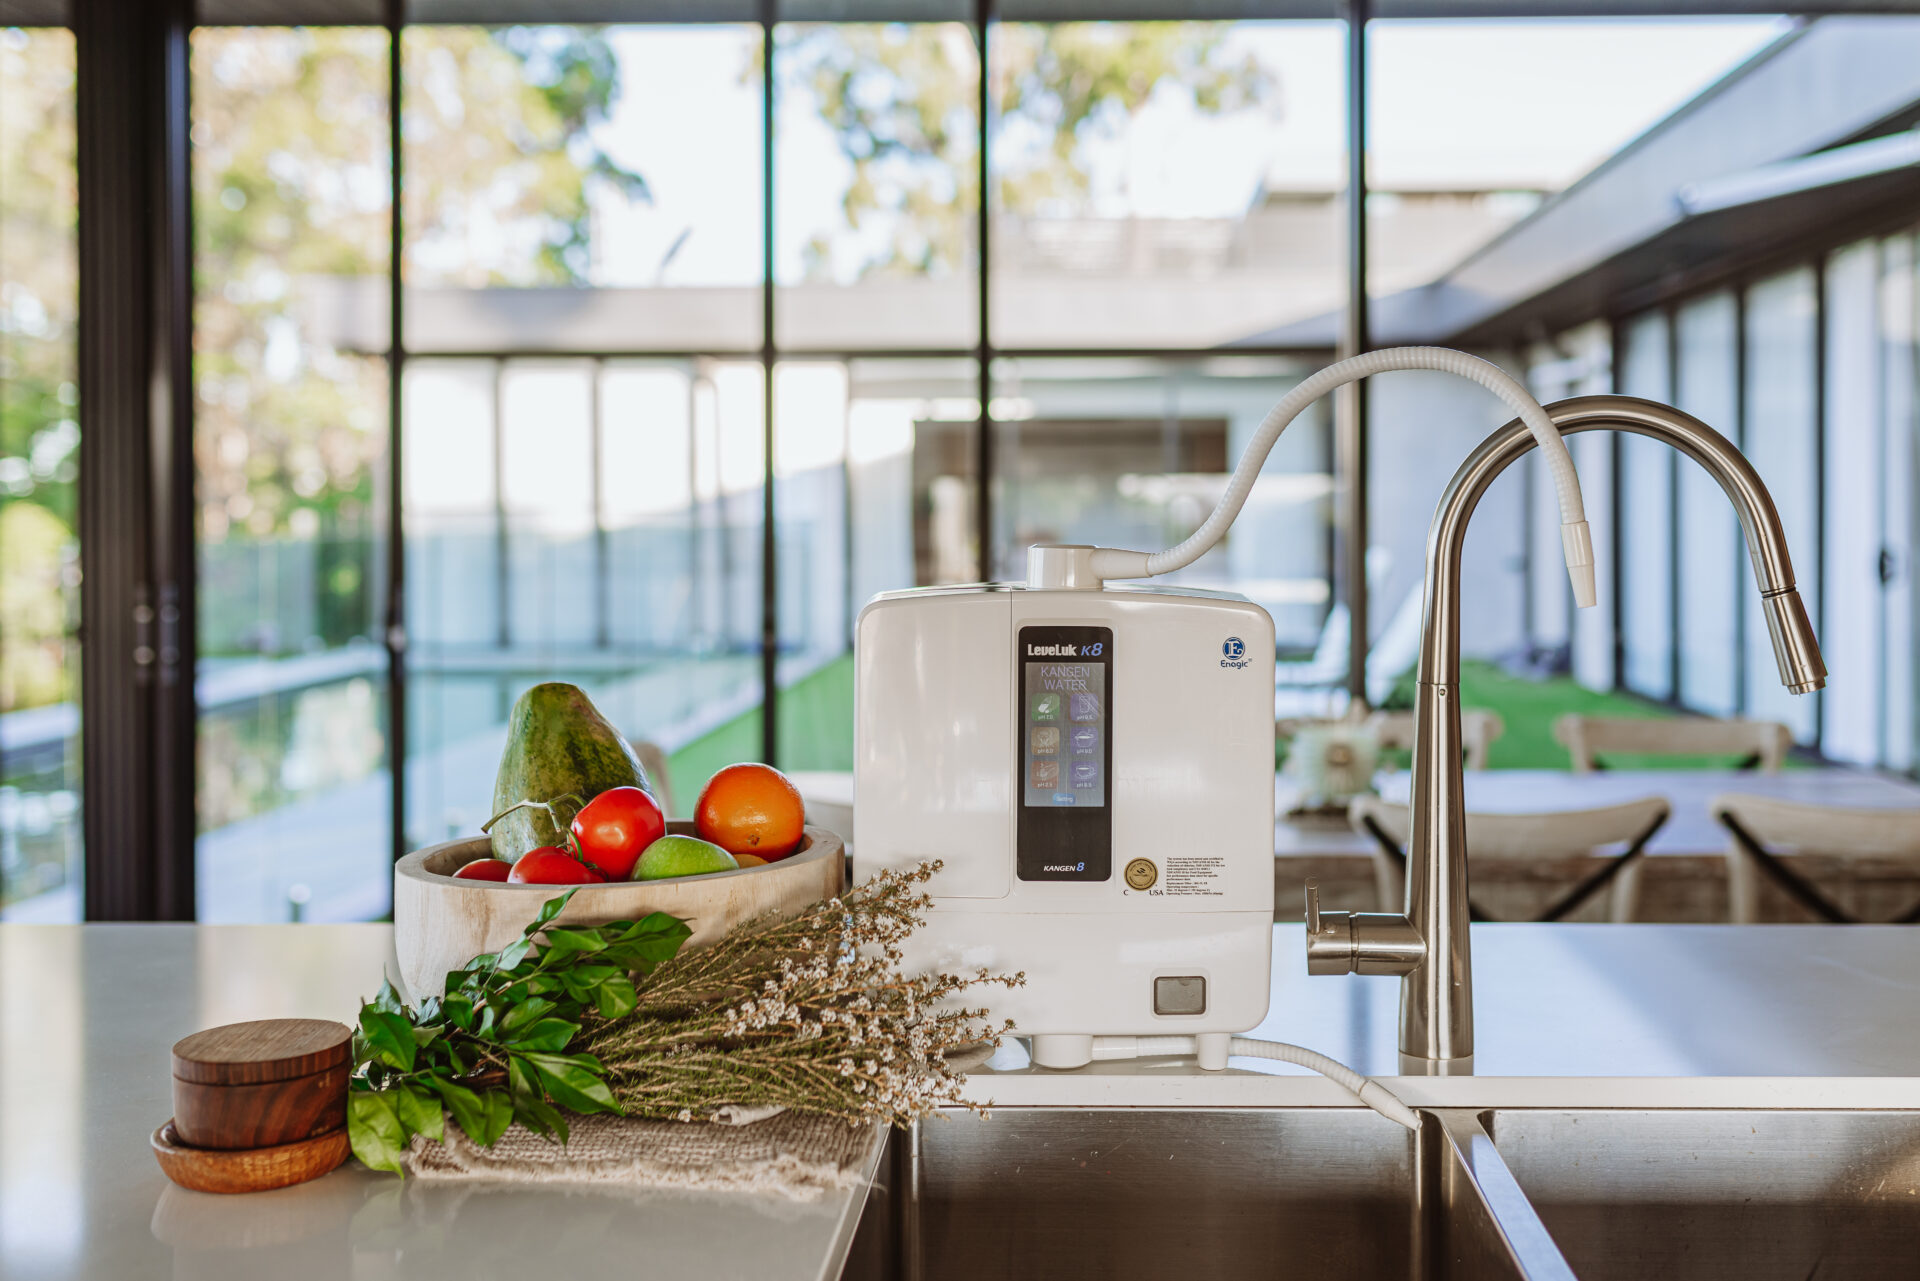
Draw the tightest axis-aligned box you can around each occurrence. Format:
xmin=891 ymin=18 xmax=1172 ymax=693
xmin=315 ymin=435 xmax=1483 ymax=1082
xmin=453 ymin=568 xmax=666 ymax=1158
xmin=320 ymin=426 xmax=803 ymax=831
xmin=631 ymin=834 xmax=739 ymax=881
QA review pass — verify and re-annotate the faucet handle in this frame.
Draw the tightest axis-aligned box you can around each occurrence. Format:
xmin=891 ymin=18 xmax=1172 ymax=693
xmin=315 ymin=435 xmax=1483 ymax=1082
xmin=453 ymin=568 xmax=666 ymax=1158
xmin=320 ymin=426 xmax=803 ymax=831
xmin=1304 ymin=880 xmax=1355 ymax=976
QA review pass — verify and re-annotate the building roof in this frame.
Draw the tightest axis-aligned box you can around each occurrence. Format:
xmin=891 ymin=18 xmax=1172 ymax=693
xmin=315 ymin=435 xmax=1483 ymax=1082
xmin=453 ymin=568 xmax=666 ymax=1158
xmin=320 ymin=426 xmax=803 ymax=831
xmin=1239 ymin=16 xmax=1920 ymax=349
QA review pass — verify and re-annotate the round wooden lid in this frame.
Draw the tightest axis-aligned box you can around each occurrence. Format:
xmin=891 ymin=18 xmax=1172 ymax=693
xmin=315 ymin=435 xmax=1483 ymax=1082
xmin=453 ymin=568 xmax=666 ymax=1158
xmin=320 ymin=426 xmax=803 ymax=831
xmin=171 ymin=1018 xmax=354 ymax=1086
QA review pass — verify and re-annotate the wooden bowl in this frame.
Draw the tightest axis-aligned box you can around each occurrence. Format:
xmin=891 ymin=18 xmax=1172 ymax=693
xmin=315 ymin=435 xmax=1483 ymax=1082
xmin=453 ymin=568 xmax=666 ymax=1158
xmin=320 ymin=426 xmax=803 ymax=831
xmin=394 ymin=822 xmax=844 ymax=1001
xmin=151 ymin=1120 xmax=349 ymax=1194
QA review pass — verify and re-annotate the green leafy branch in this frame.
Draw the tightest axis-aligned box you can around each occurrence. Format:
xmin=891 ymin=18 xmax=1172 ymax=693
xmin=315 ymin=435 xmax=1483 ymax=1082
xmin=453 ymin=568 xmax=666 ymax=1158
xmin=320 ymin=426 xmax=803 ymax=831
xmin=347 ymin=890 xmax=691 ymax=1174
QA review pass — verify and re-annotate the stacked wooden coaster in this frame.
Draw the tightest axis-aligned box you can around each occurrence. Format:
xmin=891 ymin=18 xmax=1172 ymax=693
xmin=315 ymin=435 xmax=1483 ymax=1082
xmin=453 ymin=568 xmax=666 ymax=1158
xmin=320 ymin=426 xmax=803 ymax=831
xmin=152 ymin=1018 xmax=353 ymax=1194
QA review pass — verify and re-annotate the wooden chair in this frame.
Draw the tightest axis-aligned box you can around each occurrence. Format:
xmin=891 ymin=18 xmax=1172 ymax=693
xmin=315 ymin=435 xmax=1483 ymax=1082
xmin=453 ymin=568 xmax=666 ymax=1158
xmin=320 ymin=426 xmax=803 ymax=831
xmin=1711 ymin=793 xmax=1920 ymax=924
xmin=630 ymin=739 xmax=677 ymax=818
xmin=1552 ymin=715 xmax=1790 ymax=774
xmin=1351 ymin=794 xmax=1670 ymax=922
xmin=1366 ymin=708 xmax=1506 ymax=771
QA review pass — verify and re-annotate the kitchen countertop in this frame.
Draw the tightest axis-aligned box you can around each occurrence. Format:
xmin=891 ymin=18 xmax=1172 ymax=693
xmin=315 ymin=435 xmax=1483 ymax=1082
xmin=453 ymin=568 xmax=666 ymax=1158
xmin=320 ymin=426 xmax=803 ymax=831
xmin=964 ymin=922 xmax=1920 ymax=1111
xmin=0 ymin=924 xmax=881 ymax=1281
xmin=7 ymin=921 xmax=1919 ymax=1280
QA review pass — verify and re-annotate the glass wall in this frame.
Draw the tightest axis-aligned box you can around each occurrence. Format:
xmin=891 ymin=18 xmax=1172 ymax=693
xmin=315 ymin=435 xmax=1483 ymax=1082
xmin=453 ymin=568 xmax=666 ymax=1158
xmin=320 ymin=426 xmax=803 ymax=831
xmin=0 ymin=27 xmax=81 ymax=921
xmin=398 ymin=25 xmax=767 ymax=844
xmin=988 ymin=357 xmax=1330 ymax=641
xmin=1742 ymin=267 xmax=1821 ymax=743
xmin=43 ymin=9 xmax=1920 ymax=922
xmin=1673 ymin=292 xmax=1740 ymax=718
xmin=1617 ymin=311 xmax=1674 ymax=702
xmin=775 ymin=23 xmax=979 ymax=350
xmin=988 ymin=21 xmax=1338 ymax=350
xmin=190 ymin=28 xmax=394 ymax=923
xmin=1882 ymin=231 xmax=1918 ymax=771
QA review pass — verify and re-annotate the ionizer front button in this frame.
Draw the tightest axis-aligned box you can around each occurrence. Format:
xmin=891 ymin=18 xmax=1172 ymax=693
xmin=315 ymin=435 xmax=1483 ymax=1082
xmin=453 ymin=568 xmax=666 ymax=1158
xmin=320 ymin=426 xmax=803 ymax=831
xmin=1124 ymin=858 xmax=1158 ymax=891
xmin=1153 ymin=976 xmax=1206 ymax=1016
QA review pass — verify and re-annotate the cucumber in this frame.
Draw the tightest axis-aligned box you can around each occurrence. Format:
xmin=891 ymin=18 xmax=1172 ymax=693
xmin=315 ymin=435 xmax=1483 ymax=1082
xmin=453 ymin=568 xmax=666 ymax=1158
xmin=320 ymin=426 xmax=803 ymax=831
xmin=489 ymin=682 xmax=651 ymax=861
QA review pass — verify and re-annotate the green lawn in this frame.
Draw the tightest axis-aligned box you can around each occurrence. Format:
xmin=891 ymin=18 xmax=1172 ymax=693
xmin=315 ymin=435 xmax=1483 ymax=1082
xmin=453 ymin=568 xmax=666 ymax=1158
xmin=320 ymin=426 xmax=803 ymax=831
xmin=665 ymin=655 xmax=855 ymax=800
xmin=1378 ymin=659 xmax=1780 ymax=771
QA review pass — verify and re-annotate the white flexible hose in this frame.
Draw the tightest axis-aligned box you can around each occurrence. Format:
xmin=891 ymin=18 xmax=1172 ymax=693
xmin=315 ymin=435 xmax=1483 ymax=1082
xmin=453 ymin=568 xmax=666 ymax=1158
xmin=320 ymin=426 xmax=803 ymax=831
xmin=1087 ymin=346 xmax=1597 ymax=609
xmin=1229 ymin=1036 xmax=1419 ymax=1130
xmin=1088 ymin=1034 xmax=1419 ymax=1130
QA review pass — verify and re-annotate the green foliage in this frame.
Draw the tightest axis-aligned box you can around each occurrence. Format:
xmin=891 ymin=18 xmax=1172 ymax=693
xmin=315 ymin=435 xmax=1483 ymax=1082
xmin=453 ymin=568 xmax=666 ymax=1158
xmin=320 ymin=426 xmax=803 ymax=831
xmin=0 ymin=29 xmax=81 ymax=712
xmin=191 ymin=25 xmax=639 ymax=651
xmin=347 ymin=890 xmax=692 ymax=1174
xmin=784 ymin=22 xmax=1276 ymax=279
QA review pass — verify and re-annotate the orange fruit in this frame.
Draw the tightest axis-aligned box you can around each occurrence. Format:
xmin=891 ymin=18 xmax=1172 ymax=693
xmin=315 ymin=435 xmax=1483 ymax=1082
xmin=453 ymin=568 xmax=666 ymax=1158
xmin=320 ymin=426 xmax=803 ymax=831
xmin=732 ymin=853 xmax=768 ymax=868
xmin=695 ymin=763 xmax=806 ymax=861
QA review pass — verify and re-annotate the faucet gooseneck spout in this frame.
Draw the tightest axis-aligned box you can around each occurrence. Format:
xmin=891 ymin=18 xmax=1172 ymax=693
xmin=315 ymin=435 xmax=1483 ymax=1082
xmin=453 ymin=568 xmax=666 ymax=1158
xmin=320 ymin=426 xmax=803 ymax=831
xmin=1303 ymin=395 xmax=1827 ymax=1066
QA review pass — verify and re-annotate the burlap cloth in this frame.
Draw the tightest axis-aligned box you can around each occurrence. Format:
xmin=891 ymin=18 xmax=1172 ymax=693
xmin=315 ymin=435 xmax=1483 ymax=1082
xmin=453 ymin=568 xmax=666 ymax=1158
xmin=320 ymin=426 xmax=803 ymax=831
xmin=406 ymin=1108 xmax=880 ymax=1199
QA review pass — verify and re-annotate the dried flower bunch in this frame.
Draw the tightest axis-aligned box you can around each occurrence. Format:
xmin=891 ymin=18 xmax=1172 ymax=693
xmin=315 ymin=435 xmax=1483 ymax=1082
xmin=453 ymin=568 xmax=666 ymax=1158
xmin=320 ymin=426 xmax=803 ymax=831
xmin=348 ymin=861 xmax=1020 ymax=1175
xmin=579 ymin=860 xmax=1022 ymax=1123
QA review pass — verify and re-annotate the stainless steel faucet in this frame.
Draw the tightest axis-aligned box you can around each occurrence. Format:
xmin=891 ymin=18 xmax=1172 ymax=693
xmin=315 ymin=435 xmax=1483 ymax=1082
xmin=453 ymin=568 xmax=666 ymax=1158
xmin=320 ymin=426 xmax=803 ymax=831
xmin=1304 ymin=395 xmax=1827 ymax=1065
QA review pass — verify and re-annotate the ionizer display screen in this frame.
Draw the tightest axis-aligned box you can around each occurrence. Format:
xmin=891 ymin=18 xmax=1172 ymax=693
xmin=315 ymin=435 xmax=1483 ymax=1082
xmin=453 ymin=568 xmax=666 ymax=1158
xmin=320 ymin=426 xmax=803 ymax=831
xmin=1016 ymin=625 xmax=1113 ymax=881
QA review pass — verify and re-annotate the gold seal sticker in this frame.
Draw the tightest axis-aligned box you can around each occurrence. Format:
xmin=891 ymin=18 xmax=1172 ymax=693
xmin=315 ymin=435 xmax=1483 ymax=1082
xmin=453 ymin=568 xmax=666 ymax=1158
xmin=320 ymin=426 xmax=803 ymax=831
xmin=1124 ymin=858 xmax=1158 ymax=891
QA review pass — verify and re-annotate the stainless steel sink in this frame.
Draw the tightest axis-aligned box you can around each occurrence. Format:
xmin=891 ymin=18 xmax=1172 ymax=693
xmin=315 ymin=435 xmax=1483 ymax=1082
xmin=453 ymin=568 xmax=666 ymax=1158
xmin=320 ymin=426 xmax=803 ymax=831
xmin=840 ymin=1107 xmax=1920 ymax=1281
xmin=841 ymin=1107 xmax=1572 ymax=1281
xmin=1485 ymin=1109 xmax=1920 ymax=1281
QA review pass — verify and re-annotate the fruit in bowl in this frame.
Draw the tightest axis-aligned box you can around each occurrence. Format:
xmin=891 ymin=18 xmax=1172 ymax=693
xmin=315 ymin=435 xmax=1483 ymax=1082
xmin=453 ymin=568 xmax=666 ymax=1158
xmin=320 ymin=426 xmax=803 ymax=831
xmin=632 ymin=834 xmax=737 ymax=881
xmin=695 ymin=763 xmax=807 ymax=862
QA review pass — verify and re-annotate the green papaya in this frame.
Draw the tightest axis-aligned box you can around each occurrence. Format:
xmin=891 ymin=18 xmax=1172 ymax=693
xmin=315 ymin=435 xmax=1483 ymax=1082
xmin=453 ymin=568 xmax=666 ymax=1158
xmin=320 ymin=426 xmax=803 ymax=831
xmin=489 ymin=682 xmax=651 ymax=861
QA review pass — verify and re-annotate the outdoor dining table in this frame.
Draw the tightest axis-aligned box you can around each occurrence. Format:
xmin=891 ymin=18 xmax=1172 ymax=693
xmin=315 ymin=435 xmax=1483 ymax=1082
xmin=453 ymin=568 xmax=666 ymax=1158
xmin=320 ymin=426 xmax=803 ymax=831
xmin=1274 ymin=767 xmax=1920 ymax=921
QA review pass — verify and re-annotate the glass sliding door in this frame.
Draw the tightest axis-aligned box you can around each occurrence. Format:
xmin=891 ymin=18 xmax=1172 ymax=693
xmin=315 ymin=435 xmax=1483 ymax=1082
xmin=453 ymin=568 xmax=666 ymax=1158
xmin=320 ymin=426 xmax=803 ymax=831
xmin=1884 ymin=230 xmax=1918 ymax=771
xmin=1617 ymin=311 xmax=1674 ymax=702
xmin=1673 ymin=293 xmax=1740 ymax=718
xmin=1822 ymin=241 xmax=1885 ymax=764
xmin=399 ymin=25 xmax=766 ymax=840
xmin=1742 ymin=267 xmax=1820 ymax=744
xmin=190 ymin=28 xmax=393 ymax=923
xmin=0 ymin=27 xmax=82 ymax=921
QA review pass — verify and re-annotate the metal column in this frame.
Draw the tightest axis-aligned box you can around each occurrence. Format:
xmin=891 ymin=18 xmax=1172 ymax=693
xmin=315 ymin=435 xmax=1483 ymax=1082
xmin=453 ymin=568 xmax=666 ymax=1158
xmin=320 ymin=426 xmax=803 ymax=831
xmin=74 ymin=0 xmax=197 ymax=920
xmin=1339 ymin=0 xmax=1371 ymax=710
xmin=760 ymin=12 xmax=780 ymax=765
xmin=974 ymin=0 xmax=995 ymax=583
xmin=385 ymin=6 xmax=409 ymax=866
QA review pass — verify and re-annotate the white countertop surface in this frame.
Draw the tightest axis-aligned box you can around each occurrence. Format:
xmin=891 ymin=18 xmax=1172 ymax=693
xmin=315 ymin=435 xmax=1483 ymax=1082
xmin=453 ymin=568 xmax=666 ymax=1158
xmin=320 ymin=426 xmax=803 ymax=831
xmin=0 ymin=924 xmax=880 ymax=1281
xmin=963 ymin=922 xmax=1920 ymax=1111
xmin=7 ymin=920 xmax=1920 ymax=1279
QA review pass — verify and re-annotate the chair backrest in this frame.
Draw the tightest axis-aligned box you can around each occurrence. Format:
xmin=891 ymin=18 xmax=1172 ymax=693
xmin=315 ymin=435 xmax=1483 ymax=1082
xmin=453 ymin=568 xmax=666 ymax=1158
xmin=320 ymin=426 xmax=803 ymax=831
xmin=1349 ymin=793 xmax=1671 ymax=859
xmin=630 ymin=739 xmax=677 ymax=817
xmin=1366 ymin=709 xmax=1506 ymax=770
xmin=1710 ymin=793 xmax=1920 ymax=859
xmin=1553 ymin=715 xmax=1790 ymax=773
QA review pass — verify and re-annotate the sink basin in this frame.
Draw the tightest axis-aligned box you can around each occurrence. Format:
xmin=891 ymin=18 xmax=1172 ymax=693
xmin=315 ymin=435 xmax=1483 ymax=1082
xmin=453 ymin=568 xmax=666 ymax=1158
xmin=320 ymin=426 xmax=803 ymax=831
xmin=1485 ymin=1110 xmax=1920 ymax=1281
xmin=841 ymin=1106 xmax=1920 ymax=1280
xmin=841 ymin=1107 xmax=1570 ymax=1281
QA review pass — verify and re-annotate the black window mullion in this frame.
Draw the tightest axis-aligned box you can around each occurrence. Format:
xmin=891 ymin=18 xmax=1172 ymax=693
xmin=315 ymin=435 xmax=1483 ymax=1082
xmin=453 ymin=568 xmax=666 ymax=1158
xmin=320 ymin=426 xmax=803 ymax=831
xmin=386 ymin=5 xmax=409 ymax=866
xmin=760 ymin=12 xmax=779 ymax=766
xmin=74 ymin=0 xmax=197 ymax=920
xmin=975 ymin=0 xmax=994 ymax=583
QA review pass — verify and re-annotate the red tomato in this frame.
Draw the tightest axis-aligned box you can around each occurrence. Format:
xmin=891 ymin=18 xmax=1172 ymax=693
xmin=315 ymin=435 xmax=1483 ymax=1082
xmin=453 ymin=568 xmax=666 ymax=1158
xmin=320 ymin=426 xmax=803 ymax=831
xmin=507 ymin=846 xmax=602 ymax=885
xmin=569 ymin=786 xmax=666 ymax=880
xmin=452 ymin=858 xmax=511 ymax=882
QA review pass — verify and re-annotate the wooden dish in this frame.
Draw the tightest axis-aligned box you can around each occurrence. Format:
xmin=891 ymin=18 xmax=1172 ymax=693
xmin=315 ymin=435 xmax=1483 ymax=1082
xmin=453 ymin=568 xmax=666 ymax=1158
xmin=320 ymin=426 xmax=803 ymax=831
xmin=151 ymin=1119 xmax=349 ymax=1194
xmin=394 ymin=821 xmax=845 ymax=1001
xmin=172 ymin=1018 xmax=351 ymax=1150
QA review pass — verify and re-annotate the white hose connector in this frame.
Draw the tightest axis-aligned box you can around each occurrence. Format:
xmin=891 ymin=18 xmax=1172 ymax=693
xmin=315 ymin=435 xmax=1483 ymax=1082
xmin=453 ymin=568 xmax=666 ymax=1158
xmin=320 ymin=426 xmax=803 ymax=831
xmin=1087 ymin=346 xmax=1597 ymax=610
xmin=1085 ymin=1034 xmax=1418 ymax=1131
